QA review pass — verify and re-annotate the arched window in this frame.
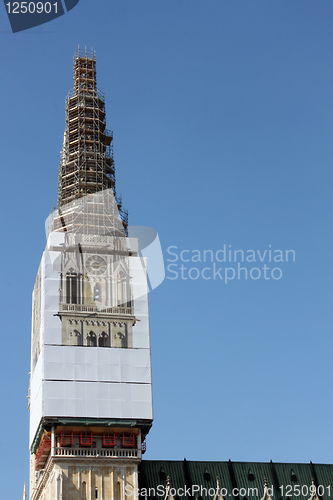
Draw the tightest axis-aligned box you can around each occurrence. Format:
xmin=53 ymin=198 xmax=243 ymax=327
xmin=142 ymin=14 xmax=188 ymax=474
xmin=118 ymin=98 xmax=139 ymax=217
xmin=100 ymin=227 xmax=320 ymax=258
xmin=94 ymin=283 xmax=101 ymax=302
xmin=116 ymin=482 xmax=121 ymax=500
xmin=87 ymin=331 xmax=97 ymax=347
xmin=82 ymin=481 xmax=87 ymax=500
xmin=66 ymin=268 xmax=80 ymax=304
xmin=116 ymin=269 xmax=132 ymax=308
xmin=118 ymin=332 xmax=127 ymax=348
xmin=117 ymin=271 xmax=127 ymax=307
xmin=98 ymin=332 xmax=109 ymax=347
xmin=74 ymin=329 xmax=83 ymax=346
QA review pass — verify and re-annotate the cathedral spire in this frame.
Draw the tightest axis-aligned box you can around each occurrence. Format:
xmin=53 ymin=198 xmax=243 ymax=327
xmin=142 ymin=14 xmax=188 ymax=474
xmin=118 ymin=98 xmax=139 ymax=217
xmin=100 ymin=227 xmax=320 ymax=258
xmin=57 ymin=48 xmax=128 ymax=232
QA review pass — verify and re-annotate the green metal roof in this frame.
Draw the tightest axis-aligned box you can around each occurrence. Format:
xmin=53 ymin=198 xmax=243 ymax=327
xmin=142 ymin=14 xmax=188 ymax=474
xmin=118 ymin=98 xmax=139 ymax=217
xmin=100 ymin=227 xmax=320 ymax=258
xmin=139 ymin=460 xmax=333 ymax=500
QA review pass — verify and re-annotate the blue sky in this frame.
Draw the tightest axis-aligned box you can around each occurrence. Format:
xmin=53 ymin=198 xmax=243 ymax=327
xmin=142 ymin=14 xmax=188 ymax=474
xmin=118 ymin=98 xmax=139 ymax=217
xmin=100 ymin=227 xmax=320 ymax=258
xmin=0 ymin=0 xmax=332 ymax=497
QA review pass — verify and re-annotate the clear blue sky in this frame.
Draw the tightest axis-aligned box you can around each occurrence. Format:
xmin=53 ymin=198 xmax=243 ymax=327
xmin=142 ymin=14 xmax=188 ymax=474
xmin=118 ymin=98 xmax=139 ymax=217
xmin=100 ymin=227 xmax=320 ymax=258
xmin=0 ymin=0 xmax=332 ymax=497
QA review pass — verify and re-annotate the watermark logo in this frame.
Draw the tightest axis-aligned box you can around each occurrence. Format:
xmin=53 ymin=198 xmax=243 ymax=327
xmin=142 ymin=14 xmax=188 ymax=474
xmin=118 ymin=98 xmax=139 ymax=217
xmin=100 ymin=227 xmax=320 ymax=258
xmin=166 ymin=245 xmax=296 ymax=283
xmin=3 ymin=0 xmax=80 ymax=33
xmin=45 ymin=191 xmax=295 ymax=291
xmin=128 ymin=226 xmax=165 ymax=292
xmin=124 ymin=484 xmax=273 ymax=498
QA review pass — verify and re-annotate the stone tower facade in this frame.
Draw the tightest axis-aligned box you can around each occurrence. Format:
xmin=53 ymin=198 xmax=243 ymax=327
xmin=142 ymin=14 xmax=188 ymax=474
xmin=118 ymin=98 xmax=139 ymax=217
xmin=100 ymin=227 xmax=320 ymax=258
xmin=29 ymin=49 xmax=153 ymax=500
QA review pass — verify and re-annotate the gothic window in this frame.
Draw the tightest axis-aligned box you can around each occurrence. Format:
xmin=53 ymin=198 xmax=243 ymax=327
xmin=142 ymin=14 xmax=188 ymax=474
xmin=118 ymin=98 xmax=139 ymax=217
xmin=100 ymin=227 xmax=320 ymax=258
xmin=117 ymin=273 xmax=124 ymax=307
xmin=87 ymin=331 xmax=97 ymax=347
xmin=117 ymin=271 xmax=131 ymax=307
xmin=118 ymin=331 xmax=127 ymax=348
xmin=82 ymin=482 xmax=87 ymax=500
xmin=94 ymin=283 xmax=101 ymax=302
xmin=116 ymin=482 xmax=121 ymax=500
xmin=66 ymin=269 xmax=81 ymax=304
xmin=98 ymin=331 xmax=109 ymax=347
xmin=74 ymin=329 xmax=83 ymax=346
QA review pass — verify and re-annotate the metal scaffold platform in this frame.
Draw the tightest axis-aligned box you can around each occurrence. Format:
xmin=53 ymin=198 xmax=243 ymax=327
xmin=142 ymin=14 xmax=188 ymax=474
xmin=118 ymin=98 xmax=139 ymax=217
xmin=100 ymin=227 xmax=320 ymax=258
xmin=56 ymin=48 xmax=128 ymax=235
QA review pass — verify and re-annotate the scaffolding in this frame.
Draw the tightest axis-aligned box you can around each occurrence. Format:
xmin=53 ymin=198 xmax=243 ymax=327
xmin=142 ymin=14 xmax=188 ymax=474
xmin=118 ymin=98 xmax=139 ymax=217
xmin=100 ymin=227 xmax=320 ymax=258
xmin=48 ymin=188 xmax=127 ymax=237
xmin=56 ymin=48 xmax=128 ymax=235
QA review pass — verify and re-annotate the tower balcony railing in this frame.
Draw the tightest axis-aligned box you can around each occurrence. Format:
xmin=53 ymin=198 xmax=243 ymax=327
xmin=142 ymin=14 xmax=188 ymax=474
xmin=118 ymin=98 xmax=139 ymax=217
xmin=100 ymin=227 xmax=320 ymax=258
xmin=54 ymin=446 xmax=140 ymax=459
xmin=60 ymin=304 xmax=134 ymax=315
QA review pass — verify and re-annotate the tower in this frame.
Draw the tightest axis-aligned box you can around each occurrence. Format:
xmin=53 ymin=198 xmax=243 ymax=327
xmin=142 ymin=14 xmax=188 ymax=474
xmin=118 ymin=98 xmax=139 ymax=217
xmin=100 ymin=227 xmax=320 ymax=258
xmin=29 ymin=49 xmax=153 ymax=500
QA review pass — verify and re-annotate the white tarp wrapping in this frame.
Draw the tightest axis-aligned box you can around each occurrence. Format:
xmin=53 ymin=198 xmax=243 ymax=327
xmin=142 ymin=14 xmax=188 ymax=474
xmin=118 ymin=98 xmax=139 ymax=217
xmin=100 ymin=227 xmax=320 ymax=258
xmin=43 ymin=381 xmax=152 ymax=420
xmin=29 ymin=234 xmax=153 ymax=447
xmin=29 ymin=351 xmax=43 ymax=445
xmin=43 ymin=345 xmax=151 ymax=383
